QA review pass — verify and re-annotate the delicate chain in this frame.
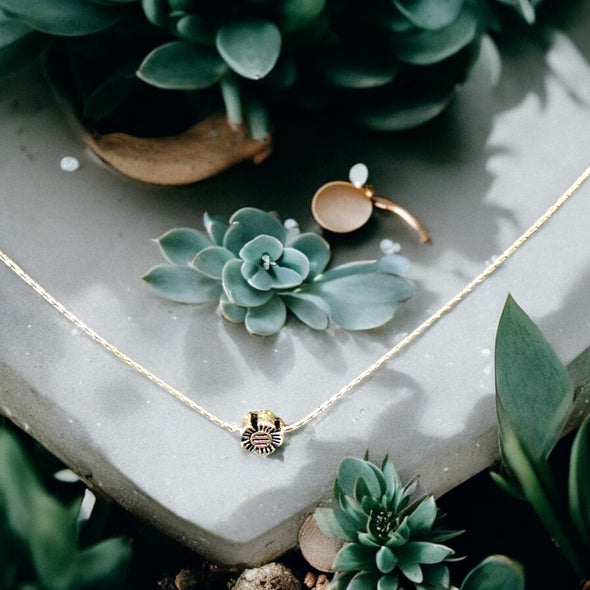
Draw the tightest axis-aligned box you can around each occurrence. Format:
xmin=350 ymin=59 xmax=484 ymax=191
xmin=1 ymin=164 xmax=589 ymax=439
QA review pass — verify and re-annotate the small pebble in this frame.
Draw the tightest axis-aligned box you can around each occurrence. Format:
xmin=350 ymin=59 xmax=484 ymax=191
xmin=60 ymin=156 xmax=80 ymax=172
xmin=380 ymin=239 xmax=401 ymax=255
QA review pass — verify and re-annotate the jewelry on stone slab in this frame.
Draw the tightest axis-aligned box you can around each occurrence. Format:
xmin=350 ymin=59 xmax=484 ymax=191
xmin=311 ymin=163 xmax=431 ymax=242
xmin=1 ymin=164 xmax=590 ymax=456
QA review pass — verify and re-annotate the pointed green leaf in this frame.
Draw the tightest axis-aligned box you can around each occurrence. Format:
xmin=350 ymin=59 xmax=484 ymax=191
xmin=398 ymin=542 xmax=454 ymax=564
xmin=377 ymin=571 xmax=399 ymax=590
xmin=138 ymin=41 xmax=227 ymax=90
xmin=282 ymin=293 xmax=329 ymax=330
xmin=393 ymin=0 xmax=465 ymax=30
xmin=348 ymin=572 xmax=380 ymax=590
xmin=495 ymin=295 xmax=574 ymax=461
xmin=143 ymin=265 xmax=222 ymax=303
xmin=0 ymin=0 xmax=119 ymax=35
xmin=333 ymin=544 xmax=376 ymax=572
xmin=245 ymin=295 xmax=287 ymax=336
xmin=157 ymin=227 xmax=212 ymax=265
xmin=460 ymin=555 xmax=524 ymax=590
xmin=421 ymin=563 xmax=450 ymax=588
xmin=406 ymin=496 xmax=437 ymax=537
xmin=392 ymin=10 xmax=478 ymax=65
xmin=314 ymin=508 xmax=356 ymax=542
xmin=216 ymin=20 xmax=281 ymax=80
xmin=269 ymin=265 xmax=304 ymax=289
xmin=141 ymin=0 xmax=167 ymax=27
xmin=203 ymin=212 xmax=229 ymax=246
xmin=338 ymin=457 xmax=383 ymax=498
xmin=569 ymin=414 xmax=590 ymax=553
xmin=376 ymin=545 xmax=398 ymax=574
xmin=194 ymin=246 xmax=235 ymax=280
xmin=288 ymin=233 xmax=330 ymax=278
xmin=222 ymin=259 xmax=273 ymax=307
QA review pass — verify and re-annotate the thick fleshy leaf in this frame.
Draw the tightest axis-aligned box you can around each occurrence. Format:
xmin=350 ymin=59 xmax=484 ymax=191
xmin=137 ymin=41 xmax=227 ymax=90
xmin=377 ymin=572 xmax=399 ymax=590
xmin=314 ymin=508 xmax=356 ymax=541
xmin=406 ymin=496 xmax=437 ymax=538
xmin=0 ymin=0 xmax=119 ymax=35
xmin=279 ymin=0 xmax=325 ymax=33
xmin=143 ymin=265 xmax=221 ymax=303
xmin=157 ymin=228 xmax=212 ymax=265
xmin=569 ymin=414 xmax=590 ymax=553
xmin=392 ymin=10 xmax=478 ymax=65
xmin=141 ymin=0 xmax=167 ymax=27
xmin=83 ymin=63 xmax=136 ymax=120
xmin=0 ymin=19 xmax=50 ymax=76
xmin=222 ymin=259 xmax=273 ymax=307
xmin=331 ymin=573 xmax=357 ymax=590
xmin=421 ymin=563 xmax=450 ymax=588
xmin=269 ymin=265 xmax=304 ymax=289
xmin=279 ymin=248 xmax=310 ymax=280
xmin=338 ymin=457 xmax=383 ymax=498
xmin=333 ymin=544 xmax=375 ymax=572
xmin=194 ymin=246 xmax=235 ymax=279
xmin=397 ymin=542 xmax=454 ymax=564
xmin=377 ymin=255 xmax=411 ymax=276
xmin=289 ymin=233 xmax=331 ymax=278
xmin=216 ymin=20 xmax=281 ymax=80
xmin=348 ymin=572 xmax=380 ymax=590
xmin=304 ymin=273 xmax=414 ymax=330
xmin=176 ymin=14 xmax=216 ymax=44
xmin=245 ymin=295 xmax=287 ymax=336
xmin=70 ymin=537 xmax=131 ymax=588
xmin=460 ymin=555 xmax=524 ymax=590
xmin=495 ymin=295 xmax=574 ymax=462
xmin=203 ymin=212 xmax=229 ymax=246
xmin=282 ymin=293 xmax=329 ymax=330
xmin=220 ymin=294 xmax=247 ymax=323
xmin=397 ymin=558 xmax=422 ymax=583
xmin=393 ymin=0 xmax=465 ymax=30
xmin=239 ymin=235 xmax=283 ymax=264
xmin=224 ymin=208 xmax=286 ymax=254
xmin=356 ymin=92 xmax=454 ymax=131
xmin=319 ymin=53 xmax=399 ymax=89
xmin=376 ymin=546 xmax=398 ymax=574
xmin=241 ymin=261 xmax=273 ymax=291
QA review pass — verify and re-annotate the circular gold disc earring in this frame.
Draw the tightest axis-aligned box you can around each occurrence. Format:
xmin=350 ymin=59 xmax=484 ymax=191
xmin=311 ymin=163 xmax=431 ymax=243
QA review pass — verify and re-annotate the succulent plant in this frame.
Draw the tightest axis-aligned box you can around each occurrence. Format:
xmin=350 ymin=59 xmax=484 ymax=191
xmin=314 ymin=455 xmax=462 ymax=590
xmin=143 ymin=207 xmax=414 ymax=335
xmin=0 ymin=0 xmax=544 ymax=138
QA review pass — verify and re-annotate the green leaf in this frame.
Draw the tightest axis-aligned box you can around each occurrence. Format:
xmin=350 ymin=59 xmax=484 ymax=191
xmin=282 ymin=293 xmax=329 ymax=330
xmin=222 ymin=259 xmax=273 ymax=307
xmin=143 ymin=265 xmax=222 ymax=303
xmin=223 ymin=208 xmax=286 ymax=255
xmin=319 ymin=53 xmax=399 ymax=89
xmin=70 ymin=537 xmax=131 ymax=588
xmin=376 ymin=546 xmax=398 ymax=574
xmin=244 ymin=295 xmax=287 ymax=336
xmin=377 ymin=572 xmax=399 ymax=590
xmin=406 ymin=496 xmax=437 ymax=538
xmin=338 ymin=457 xmax=383 ymax=498
xmin=220 ymin=294 xmax=247 ymax=323
xmin=194 ymin=246 xmax=235 ymax=280
xmin=460 ymin=555 xmax=525 ymax=590
xmin=288 ymin=233 xmax=330 ymax=278
xmin=397 ymin=542 xmax=454 ymax=564
xmin=495 ymin=295 xmax=574 ymax=462
xmin=141 ymin=0 xmax=167 ymax=27
xmin=333 ymin=543 xmax=375 ymax=572
xmin=239 ymin=235 xmax=283 ymax=264
xmin=279 ymin=0 xmax=325 ymax=33
xmin=0 ymin=19 xmax=50 ymax=76
xmin=157 ymin=228 xmax=213 ymax=266
xmin=137 ymin=41 xmax=227 ymax=90
xmin=203 ymin=212 xmax=229 ymax=246
xmin=421 ymin=563 xmax=450 ymax=588
xmin=176 ymin=14 xmax=216 ymax=44
xmin=0 ymin=0 xmax=120 ymax=36
xmin=303 ymin=273 xmax=414 ymax=330
xmin=348 ymin=572 xmax=380 ymax=590
xmin=82 ymin=63 xmax=136 ymax=120
xmin=489 ymin=470 xmax=524 ymax=501
xmin=216 ymin=20 xmax=281 ymax=80
xmin=569 ymin=414 xmax=590 ymax=554
xmin=392 ymin=10 xmax=478 ymax=65
xmin=314 ymin=508 xmax=356 ymax=542
xmin=393 ymin=0 xmax=465 ymax=30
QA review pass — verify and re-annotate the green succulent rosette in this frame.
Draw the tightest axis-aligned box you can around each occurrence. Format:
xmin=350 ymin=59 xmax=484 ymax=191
xmin=315 ymin=456 xmax=463 ymax=590
xmin=143 ymin=207 xmax=414 ymax=336
xmin=0 ymin=0 xmax=543 ymax=137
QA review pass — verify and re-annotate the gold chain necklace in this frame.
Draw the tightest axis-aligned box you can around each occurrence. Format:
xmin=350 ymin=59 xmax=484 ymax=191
xmin=2 ymin=165 xmax=590 ymax=456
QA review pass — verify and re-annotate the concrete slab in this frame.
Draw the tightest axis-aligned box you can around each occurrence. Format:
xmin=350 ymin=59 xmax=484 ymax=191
xmin=2 ymin=6 xmax=590 ymax=565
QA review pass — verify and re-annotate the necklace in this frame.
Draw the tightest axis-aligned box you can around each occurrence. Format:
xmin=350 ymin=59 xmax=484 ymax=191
xmin=2 ymin=165 xmax=590 ymax=456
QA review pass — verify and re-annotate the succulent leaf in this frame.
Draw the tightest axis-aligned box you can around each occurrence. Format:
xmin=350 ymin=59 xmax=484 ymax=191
xmin=194 ymin=246 xmax=236 ymax=279
xmin=281 ymin=293 xmax=329 ymax=330
xmin=460 ymin=555 xmax=524 ymax=590
xmin=0 ymin=18 xmax=50 ymax=76
xmin=240 ymin=235 xmax=284 ymax=263
xmin=224 ymin=208 xmax=286 ymax=254
xmin=244 ymin=295 xmax=287 ymax=335
xmin=376 ymin=546 xmax=398 ymax=573
xmin=157 ymin=228 xmax=213 ymax=265
xmin=569 ymin=414 xmax=590 ymax=553
xmin=222 ymin=259 xmax=274 ymax=307
xmin=333 ymin=544 xmax=376 ymax=572
xmin=220 ymin=293 xmax=247 ymax=323
xmin=393 ymin=0 xmax=465 ymax=30
xmin=216 ymin=19 xmax=281 ymax=80
xmin=279 ymin=0 xmax=325 ymax=34
xmin=406 ymin=496 xmax=437 ymax=538
xmin=288 ymin=233 xmax=330 ymax=278
xmin=315 ymin=507 xmax=356 ymax=542
xmin=203 ymin=212 xmax=229 ymax=246
xmin=143 ymin=264 xmax=222 ymax=303
xmin=137 ymin=41 xmax=227 ymax=89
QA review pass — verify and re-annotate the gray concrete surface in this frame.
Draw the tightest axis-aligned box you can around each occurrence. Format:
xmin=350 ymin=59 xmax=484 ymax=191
xmin=2 ymin=5 xmax=590 ymax=565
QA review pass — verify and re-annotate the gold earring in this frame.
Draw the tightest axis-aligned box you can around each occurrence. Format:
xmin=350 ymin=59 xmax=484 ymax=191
xmin=311 ymin=163 xmax=430 ymax=243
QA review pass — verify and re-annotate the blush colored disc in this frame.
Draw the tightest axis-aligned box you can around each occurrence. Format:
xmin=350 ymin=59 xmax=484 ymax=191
xmin=311 ymin=181 xmax=373 ymax=233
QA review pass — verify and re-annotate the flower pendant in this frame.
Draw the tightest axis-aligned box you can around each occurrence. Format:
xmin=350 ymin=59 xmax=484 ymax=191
xmin=240 ymin=410 xmax=285 ymax=456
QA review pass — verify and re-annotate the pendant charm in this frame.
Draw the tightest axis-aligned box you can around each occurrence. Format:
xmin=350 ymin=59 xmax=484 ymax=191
xmin=240 ymin=410 xmax=285 ymax=456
